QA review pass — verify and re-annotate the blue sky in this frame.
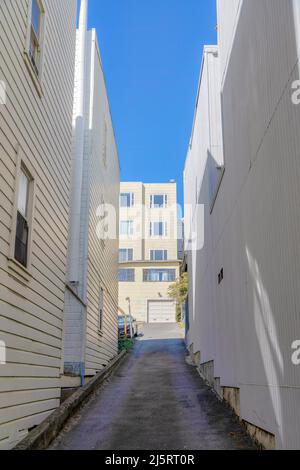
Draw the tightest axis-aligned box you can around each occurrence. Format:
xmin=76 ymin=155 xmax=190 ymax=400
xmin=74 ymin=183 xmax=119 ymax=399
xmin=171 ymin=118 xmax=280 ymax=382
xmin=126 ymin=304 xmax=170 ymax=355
xmin=86 ymin=0 xmax=217 ymax=205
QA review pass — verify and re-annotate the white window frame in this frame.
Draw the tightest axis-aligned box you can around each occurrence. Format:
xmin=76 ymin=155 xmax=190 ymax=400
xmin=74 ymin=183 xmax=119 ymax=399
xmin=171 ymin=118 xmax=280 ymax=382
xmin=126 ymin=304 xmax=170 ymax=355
xmin=143 ymin=269 xmax=176 ymax=283
xmin=150 ymin=221 xmax=168 ymax=238
xmin=150 ymin=194 xmax=168 ymax=209
xmin=120 ymin=220 xmax=134 ymax=236
xmin=8 ymin=147 xmax=36 ymax=281
xmin=150 ymin=250 xmax=168 ymax=261
xmin=119 ymin=248 xmax=134 ymax=262
xmin=24 ymin=0 xmax=46 ymax=95
xmin=120 ymin=193 xmax=134 ymax=208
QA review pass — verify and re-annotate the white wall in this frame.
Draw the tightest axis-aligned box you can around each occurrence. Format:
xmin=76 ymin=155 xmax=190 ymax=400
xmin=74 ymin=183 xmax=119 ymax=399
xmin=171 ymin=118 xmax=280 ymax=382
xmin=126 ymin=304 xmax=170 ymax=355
xmin=185 ymin=0 xmax=300 ymax=449
xmin=85 ymin=30 xmax=120 ymax=375
xmin=0 ymin=0 xmax=76 ymax=449
xmin=184 ymin=46 xmax=223 ymax=367
xmin=63 ymin=29 xmax=120 ymax=378
xmin=216 ymin=0 xmax=242 ymax=86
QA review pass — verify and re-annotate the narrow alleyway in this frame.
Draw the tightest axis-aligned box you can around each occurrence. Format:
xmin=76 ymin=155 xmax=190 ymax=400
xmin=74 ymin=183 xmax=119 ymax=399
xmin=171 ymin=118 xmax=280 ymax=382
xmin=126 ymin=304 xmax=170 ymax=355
xmin=50 ymin=324 xmax=256 ymax=450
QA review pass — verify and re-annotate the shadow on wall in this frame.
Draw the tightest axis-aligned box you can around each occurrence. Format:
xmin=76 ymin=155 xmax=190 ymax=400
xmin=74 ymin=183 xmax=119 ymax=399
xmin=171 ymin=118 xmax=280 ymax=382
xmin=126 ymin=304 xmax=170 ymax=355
xmin=189 ymin=149 xmax=222 ymax=356
xmin=188 ymin=0 xmax=300 ymax=448
xmin=236 ymin=0 xmax=300 ymax=449
xmin=246 ymin=248 xmax=284 ymax=446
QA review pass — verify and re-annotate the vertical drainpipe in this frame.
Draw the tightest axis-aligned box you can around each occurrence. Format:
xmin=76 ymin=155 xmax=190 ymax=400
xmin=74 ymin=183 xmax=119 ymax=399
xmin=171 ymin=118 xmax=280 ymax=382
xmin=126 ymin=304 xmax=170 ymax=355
xmin=69 ymin=0 xmax=88 ymax=386
xmin=69 ymin=0 xmax=88 ymax=284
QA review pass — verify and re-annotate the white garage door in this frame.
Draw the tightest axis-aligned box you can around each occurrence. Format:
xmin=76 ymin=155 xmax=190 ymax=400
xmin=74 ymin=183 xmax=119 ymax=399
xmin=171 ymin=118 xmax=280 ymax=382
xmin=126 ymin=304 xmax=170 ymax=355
xmin=148 ymin=300 xmax=176 ymax=323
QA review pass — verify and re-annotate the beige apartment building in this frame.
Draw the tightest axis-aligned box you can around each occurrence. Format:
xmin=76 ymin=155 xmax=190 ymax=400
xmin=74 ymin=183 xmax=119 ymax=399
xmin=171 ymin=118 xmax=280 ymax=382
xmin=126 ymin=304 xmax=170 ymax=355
xmin=118 ymin=182 xmax=181 ymax=323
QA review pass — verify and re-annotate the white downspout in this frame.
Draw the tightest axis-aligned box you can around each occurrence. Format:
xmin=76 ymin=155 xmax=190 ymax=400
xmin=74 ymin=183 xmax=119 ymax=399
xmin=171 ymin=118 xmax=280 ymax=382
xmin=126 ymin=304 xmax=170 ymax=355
xmin=69 ymin=0 xmax=88 ymax=284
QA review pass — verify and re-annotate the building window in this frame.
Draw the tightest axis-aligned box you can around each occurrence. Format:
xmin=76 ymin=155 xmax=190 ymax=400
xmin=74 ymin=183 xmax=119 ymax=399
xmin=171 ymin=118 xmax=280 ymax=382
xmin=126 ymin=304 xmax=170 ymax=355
xmin=120 ymin=193 xmax=134 ymax=208
xmin=27 ymin=0 xmax=45 ymax=78
xmin=143 ymin=269 xmax=176 ymax=282
xmin=150 ymin=221 xmax=167 ymax=237
xmin=150 ymin=194 xmax=168 ymax=208
xmin=120 ymin=220 xmax=134 ymax=236
xmin=118 ymin=269 xmax=135 ymax=282
xmin=99 ymin=288 xmax=104 ymax=332
xmin=15 ymin=168 xmax=31 ymax=268
xmin=150 ymin=250 xmax=168 ymax=261
xmin=119 ymin=248 xmax=134 ymax=262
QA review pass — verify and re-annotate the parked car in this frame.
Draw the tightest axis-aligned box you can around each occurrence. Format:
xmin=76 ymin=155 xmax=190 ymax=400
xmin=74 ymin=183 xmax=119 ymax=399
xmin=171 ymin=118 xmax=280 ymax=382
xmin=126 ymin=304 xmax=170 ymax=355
xmin=118 ymin=315 xmax=138 ymax=338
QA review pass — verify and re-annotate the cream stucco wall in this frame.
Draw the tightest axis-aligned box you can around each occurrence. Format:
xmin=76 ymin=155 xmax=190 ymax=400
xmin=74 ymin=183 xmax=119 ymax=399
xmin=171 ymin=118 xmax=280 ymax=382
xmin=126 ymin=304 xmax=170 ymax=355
xmin=119 ymin=182 xmax=180 ymax=322
xmin=119 ymin=263 xmax=180 ymax=322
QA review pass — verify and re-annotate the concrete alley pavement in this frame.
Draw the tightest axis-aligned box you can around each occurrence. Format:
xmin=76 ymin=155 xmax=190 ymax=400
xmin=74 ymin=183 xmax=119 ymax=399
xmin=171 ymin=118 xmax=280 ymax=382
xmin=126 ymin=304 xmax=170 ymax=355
xmin=50 ymin=324 xmax=256 ymax=450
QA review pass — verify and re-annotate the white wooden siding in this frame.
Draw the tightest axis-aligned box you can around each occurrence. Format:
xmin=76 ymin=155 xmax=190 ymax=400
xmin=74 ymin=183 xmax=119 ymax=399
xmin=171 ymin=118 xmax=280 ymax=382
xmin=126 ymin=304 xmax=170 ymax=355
xmin=0 ymin=0 xmax=76 ymax=449
xmin=84 ymin=30 xmax=120 ymax=375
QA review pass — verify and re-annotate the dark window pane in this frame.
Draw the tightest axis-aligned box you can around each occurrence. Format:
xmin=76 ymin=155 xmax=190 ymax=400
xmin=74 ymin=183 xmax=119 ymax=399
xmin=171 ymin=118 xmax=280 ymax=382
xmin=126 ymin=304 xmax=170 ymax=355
xmin=29 ymin=30 xmax=40 ymax=74
xmin=118 ymin=269 xmax=135 ymax=282
xmin=15 ymin=211 xmax=28 ymax=267
xmin=99 ymin=288 xmax=104 ymax=331
xmin=151 ymin=195 xmax=167 ymax=208
xmin=154 ymin=195 xmax=164 ymax=207
xmin=151 ymin=250 xmax=168 ymax=261
xmin=143 ymin=269 xmax=176 ymax=282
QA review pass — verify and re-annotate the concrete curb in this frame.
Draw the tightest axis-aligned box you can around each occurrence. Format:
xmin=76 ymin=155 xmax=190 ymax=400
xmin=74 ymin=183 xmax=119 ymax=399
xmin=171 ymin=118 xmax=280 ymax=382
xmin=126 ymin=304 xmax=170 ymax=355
xmin=13 ymin=350 xmax=127 ymax=450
